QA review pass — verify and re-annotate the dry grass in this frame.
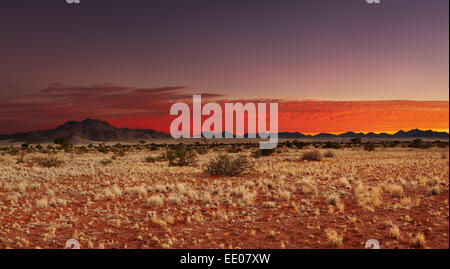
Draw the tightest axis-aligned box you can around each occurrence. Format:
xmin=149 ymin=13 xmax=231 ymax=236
xmin=0 ymin=145 xmax=447 ymax=249
xmin=411 ymin=232 xmax=426 ymax=248
xmin=388 ymin=225 xmax=400 ymax=239
xmin=325 ymin=228 xmax=343 ymax=248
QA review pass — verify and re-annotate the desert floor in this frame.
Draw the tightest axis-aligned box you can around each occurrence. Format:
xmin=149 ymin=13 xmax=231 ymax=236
xmin=0 ymin=145 xmax=448 ymax=249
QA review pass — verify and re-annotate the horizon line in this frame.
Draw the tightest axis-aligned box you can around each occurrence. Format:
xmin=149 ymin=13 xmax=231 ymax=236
xmin=1 ymin=118 xmax=448 ymax=137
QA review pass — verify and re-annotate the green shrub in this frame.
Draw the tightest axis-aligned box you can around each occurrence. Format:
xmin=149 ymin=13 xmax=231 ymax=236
xmin=205 ymin=154 xmax=251 ymax=176
xmin=301 ymin=150 xmax=322 ymax=161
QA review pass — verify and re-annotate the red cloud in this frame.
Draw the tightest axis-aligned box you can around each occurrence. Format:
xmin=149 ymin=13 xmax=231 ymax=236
xmin=0 ymin=85 xmax=448 ymax=134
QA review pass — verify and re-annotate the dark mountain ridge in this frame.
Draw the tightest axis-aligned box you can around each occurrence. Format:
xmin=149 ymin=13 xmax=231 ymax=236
xmin=0 ymin=118 xmax=170 ymax=143
xmin=0 ymin=119 xmax=448 ymax=143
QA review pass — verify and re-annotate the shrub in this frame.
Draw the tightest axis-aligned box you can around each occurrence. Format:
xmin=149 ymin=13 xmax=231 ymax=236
xmin=166 ymin=145 xmax=198 ymax=166
xmin=411 ymin=232 xmax=426 ymax=248
xmin=147 ymin=195 xmax=165 ymax=207
xmin=8 ymin=147 xmax=19 ymax=156
xmin=145 ymin=156 xmax=157 ymax=163
xmin=323 ymin=141 xmax=341 ymax=149
xmin=323 ymin=150 xmax=335 ymax=158
xmin=325 ymin=228 xmax=343 ymax=248
xmin=252 ymin=148 xmax=275 ymax=158
xmin=97 ymin=144 xmax=109 ymax=154
xmin=228 ymin=144 xmax=242 ymax=153
xmin=301 ymin=150 xmax=322 ymax=161
xmin=76 ymin=146 xmax=89 ymax=154
xmin=292 ymin=140 xmax=308 ymax=149
xmin=363 ymin=143 xmax=376 ymax=151
xmin=112 ymin=148 xmax=126 ymax=157
xmin=327 ymin=193 xmax=341 ymax=206
xmin=205 ymin=154 xmax=251 ymax=176
xmin=195 ymin=146 xmax=209 ymax=155
xmin=387 ymin=184 xmax=403 ymax=198
xmin=100 ymin=159 xmax=113 ymax=166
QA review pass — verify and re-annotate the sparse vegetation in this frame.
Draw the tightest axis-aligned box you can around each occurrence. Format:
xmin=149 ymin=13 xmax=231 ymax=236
xmin=33 ymin=157 xmax=63 ymax=168
xmin=205 ymin=154 xmax=251 ymax=176
xmin=0 ymin=141 xmax=447 ymax=249
xmin=166 ymin=145 xmax=198 ymax=166
xmin=252 ymin=148 xmax=276 ymax=158
xmin=363 ymin=143 xmax=376 ymax=151
xmin=325 ymin=228 xmax=343 ymax=247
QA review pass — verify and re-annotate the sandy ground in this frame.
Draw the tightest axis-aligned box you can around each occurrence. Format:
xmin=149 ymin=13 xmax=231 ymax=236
xmin=0 ymin=146 xmax=448 ymax=249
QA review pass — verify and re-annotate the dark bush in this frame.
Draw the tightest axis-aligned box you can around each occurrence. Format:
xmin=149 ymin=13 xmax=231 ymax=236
xmin=34 ymin=157 xmax=62 ymax=168
xmin=363 ymin=143 xmax=376 ymax=151
xmin=100 ymin=159 xmax=113 ymax=166
xmin=228 ymin=144 xmax=242 ymax=153
xmin=166 ymin=145 xmax=198 ymax=166
xmin=323 ymin=141 xmax=342 ymax=149
xmin=292 ymin=140 xmax=308 ymax=149
xmin=323 ymin=150 xmax=335 ymax=158
xmin=350 ymin=137 xmax=362 ymax=145
xmin=97 ymin=144 xmax=109 ymax=154
xmin=252 ymin=148 xmax=275 ymax=158
xmin=195 ymin=146 xmax=209 ymax=155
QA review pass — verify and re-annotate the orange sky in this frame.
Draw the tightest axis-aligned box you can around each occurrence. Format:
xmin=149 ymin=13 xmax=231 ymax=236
xmin=0 ymin=86 xmax=448 ymax=135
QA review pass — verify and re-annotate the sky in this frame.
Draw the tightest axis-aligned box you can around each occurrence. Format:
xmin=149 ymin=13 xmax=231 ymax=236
xmin=0 ymin=0 xmax=448 ymax=134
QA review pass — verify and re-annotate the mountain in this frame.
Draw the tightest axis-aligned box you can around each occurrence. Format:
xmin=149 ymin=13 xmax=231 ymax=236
xmin=1 ymin=119 xmax=448 ymax=143
xmin=278 ymin=129 xmax=448 ymax=139
xmin=0 ymin=118 xmax=170 ymax=143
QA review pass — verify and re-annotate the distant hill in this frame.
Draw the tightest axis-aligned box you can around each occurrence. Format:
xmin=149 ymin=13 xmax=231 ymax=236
xmin=277 ymin=129 xmax=449 ymax=139
xmin=203 ymin=129 xmax=448 ymax=139
xmin=0 ymin=118 xmax=170 ymax=143
xmin=0 ymin=119 xmax=448 ymax=143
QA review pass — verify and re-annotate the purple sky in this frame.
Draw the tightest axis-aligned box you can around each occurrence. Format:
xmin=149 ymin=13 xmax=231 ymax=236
xmin=1 ymin=0 xmax=448 ymax=100
xmin=0 ymin=0 xmax=448 ymax=134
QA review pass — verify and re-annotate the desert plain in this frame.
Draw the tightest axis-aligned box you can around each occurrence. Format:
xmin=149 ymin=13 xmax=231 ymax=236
xmin=0 ymin=141 xmax=448 ymax=249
